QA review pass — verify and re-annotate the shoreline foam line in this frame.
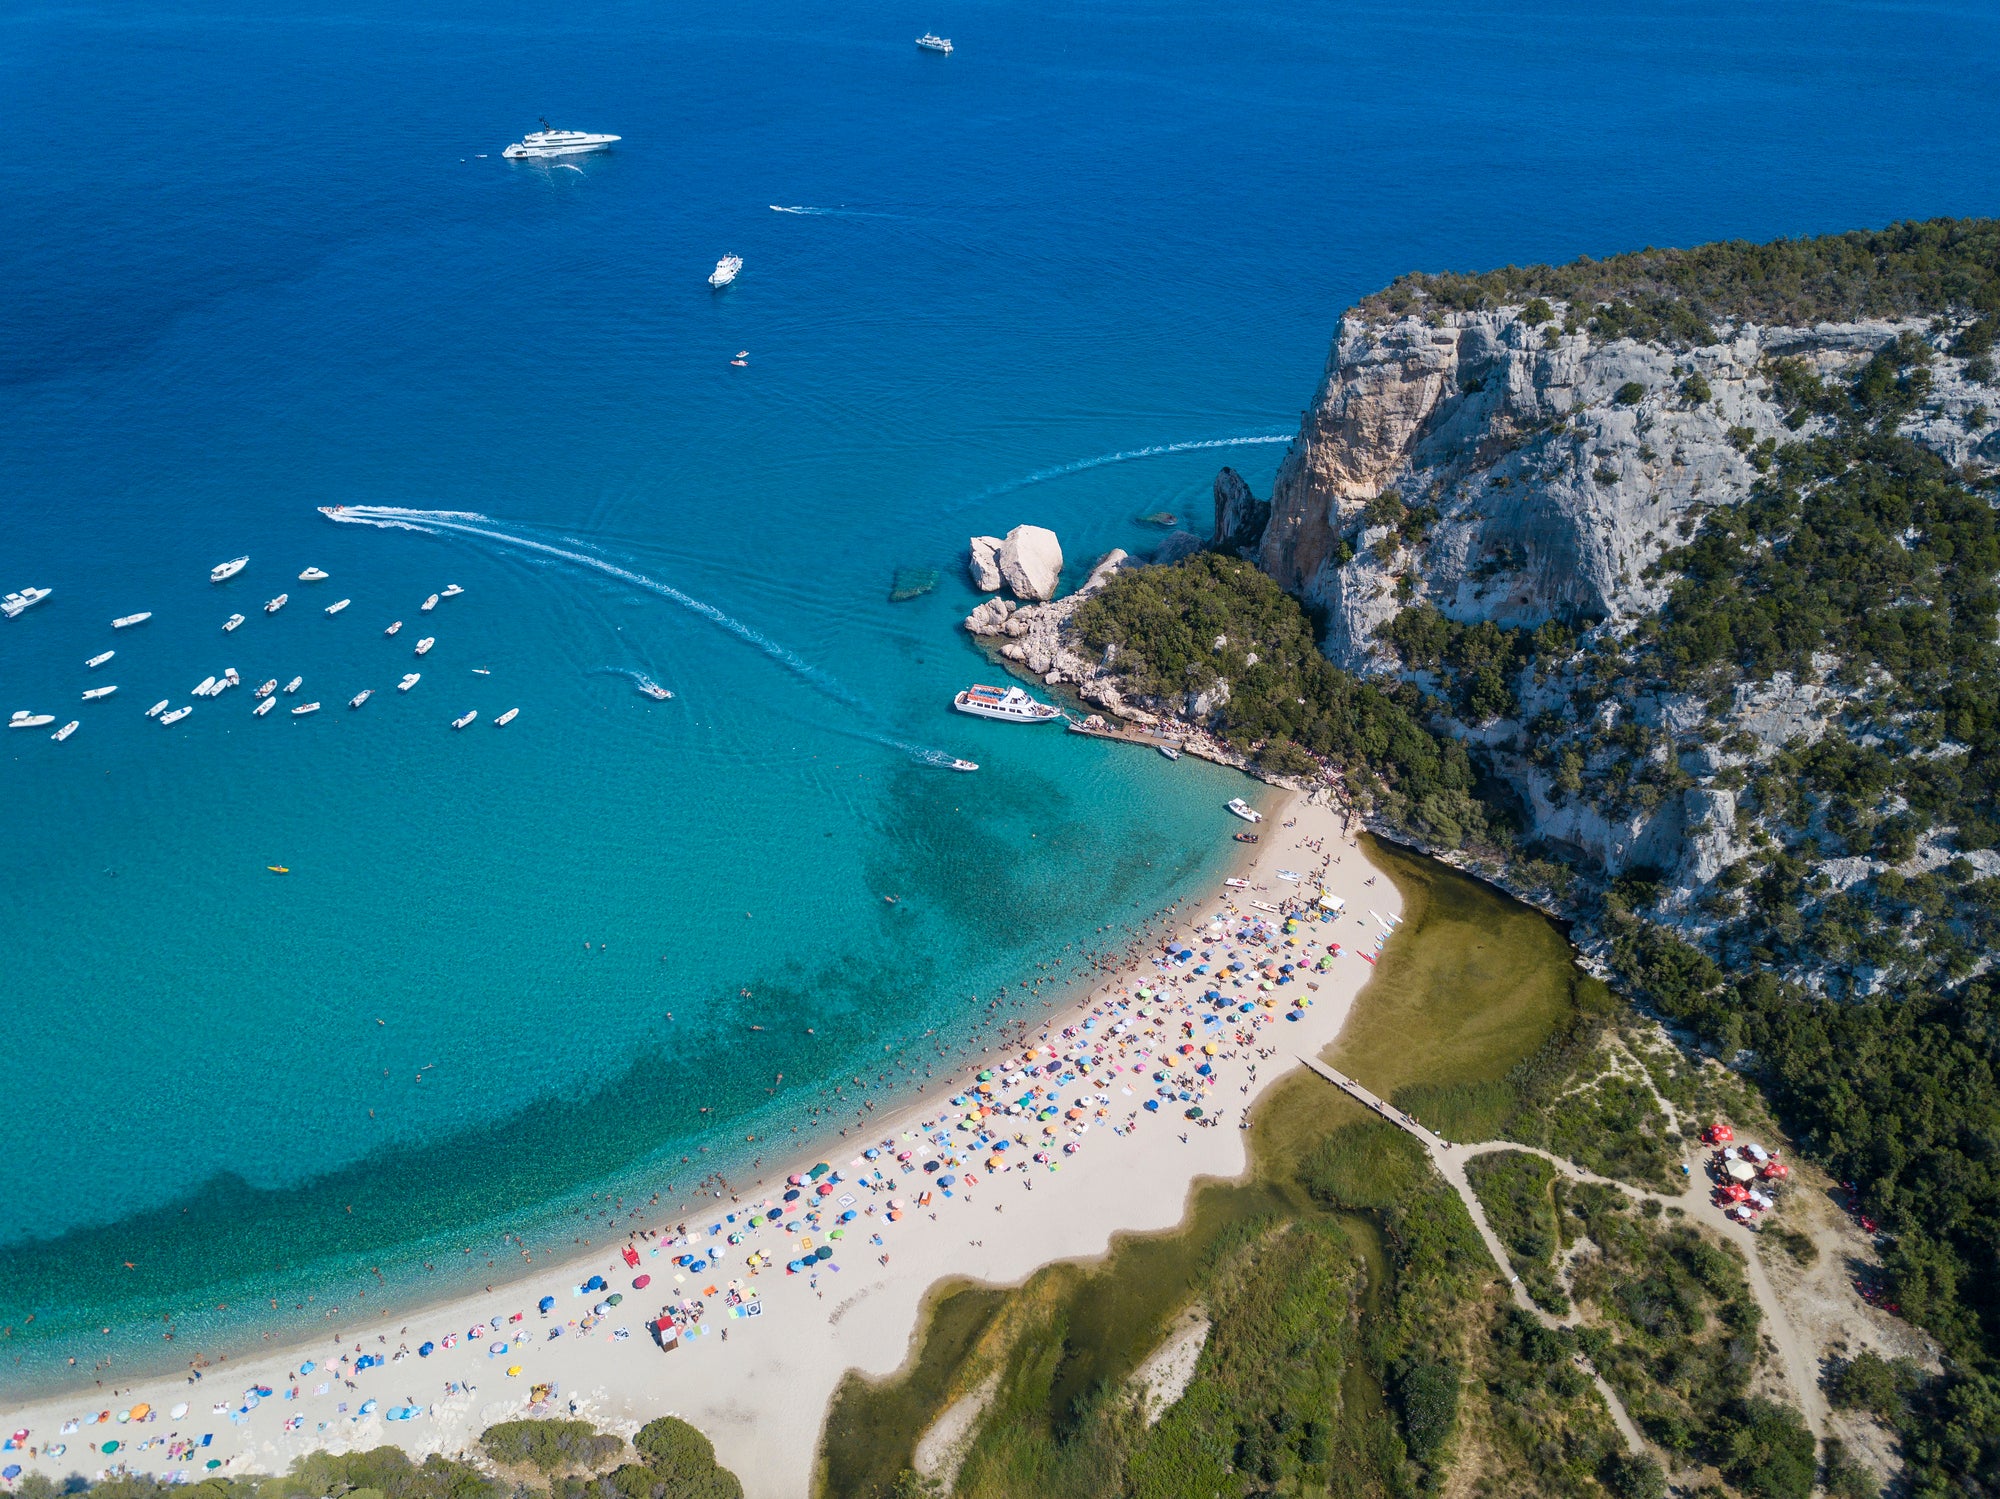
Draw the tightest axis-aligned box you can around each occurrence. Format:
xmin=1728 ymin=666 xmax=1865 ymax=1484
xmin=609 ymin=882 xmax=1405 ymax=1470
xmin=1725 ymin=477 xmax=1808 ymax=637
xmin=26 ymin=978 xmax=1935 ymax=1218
xmin=959 ymin=433 xmax=1294 ymax=508
xmin=325 ymin=507 xmax=965 ymax=766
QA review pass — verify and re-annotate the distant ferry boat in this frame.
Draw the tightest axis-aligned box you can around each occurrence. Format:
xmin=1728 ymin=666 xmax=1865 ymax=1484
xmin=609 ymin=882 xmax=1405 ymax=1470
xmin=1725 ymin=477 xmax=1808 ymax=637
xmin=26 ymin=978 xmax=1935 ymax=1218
xmin=210 ymin=557 xmax=248 ymax=583
xmin=916 ymin=33 xmax=953 ymax=53
xmin=709 ymin=255 xmax=742 ymax=288
xmin=503 ymin=122 xmax=620 ymax=159
xmin=4 ymin=587 xmax=52 ymax=619
xmin=952 ymin=683 xmax=1061 ymax=723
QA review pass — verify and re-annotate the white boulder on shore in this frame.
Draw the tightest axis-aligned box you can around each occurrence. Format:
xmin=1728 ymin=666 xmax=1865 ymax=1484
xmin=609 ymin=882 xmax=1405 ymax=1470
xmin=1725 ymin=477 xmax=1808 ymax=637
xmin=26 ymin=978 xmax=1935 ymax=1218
xmin=1000 ymin=525 xmax=1064 ymax=601
xmin=968 ymin=535 xmax=1005 ymax=592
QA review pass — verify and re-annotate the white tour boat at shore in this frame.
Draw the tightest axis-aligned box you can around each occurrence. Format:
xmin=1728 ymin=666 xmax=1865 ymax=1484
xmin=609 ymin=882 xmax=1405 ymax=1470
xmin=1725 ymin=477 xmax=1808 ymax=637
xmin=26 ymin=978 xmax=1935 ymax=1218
xmin=952 ymin=683 xmax=1061 ymax=723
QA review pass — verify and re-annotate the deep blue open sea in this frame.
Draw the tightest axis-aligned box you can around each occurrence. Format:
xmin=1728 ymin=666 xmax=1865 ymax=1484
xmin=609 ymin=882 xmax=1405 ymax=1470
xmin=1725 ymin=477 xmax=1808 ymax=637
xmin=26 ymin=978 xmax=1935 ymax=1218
xmin=4 ymin=0 xmax=1996 ymax=1397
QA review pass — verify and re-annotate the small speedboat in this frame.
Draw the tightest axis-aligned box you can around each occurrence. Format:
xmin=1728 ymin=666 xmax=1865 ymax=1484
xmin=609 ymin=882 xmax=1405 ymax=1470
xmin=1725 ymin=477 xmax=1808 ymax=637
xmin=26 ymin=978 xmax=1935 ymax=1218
xmin=112 ymin=612 xmax=152 ymax=629
xmin=9 ymin=712 xmax=55 ymax=729
xmin=211 ymin=557 xmax=248 ymax=583
xmin=193 ymin=675 xmax=218 ymax=697
xmin=86 ymin=650 xmax=115 ymax=669
xmin=472 ymin=667 xmax=491 ymax=675
xmin=950 ymin=758 xmax=979 ymax=772
xmin=81 ymin=685 xmax=118 ymax=701
xmin=222 ymin=668 xmax=240 ymax=689
xmin=265 ymin=594 xmax=288 ymax=614
xmin=160 ymin=706 xmax=192 ymax=725
xmin=325 ymin=598 xmax=350 ymax=615
xmin=495 ymin=707 xmax=519 ymax=726
xmin=284 ymin=676 xmax=303 ymax=693
xmin=299 ymin=567 xmax=329 ymax=582
xmin=414 ymin=637 xmax=434 ymax=656
xmin=729 ymin=353 xmax=748 ymax=367
xmin=451 ymin=709 xmax=477 ymax=729
xmin=254 ymin=697 xmax=274 ymax=717
xmin=145 ymin=699 xmax=169 ymax=718
xmin=420 ymin=594 xmax=438 ymax=612
xmin=349 ymin=690 xmax=372 ymax=709
xmin=441 ymin=584 xmax=464 ymax=598
xmin=640 ymin=682 xmax=671 ymax=701
xmin=398 ymin=673 xmax=420 ymax=691
xmin=268 ymin=865 xmax=289 ymax=874
xmin=254 ymin=679 xmax=278 ymax=698
xmin=223 ymin=613 xmax=245 ymax=632
xmin=1226 ymin=797 xmax=1263 ymax=824
xmin=1233 ymin=832 xmax=1259 ymax=843
xmin=1157 ymin=743 xmax=1182 ymax=760
xmin=292 ymin=701 xmax=321 ymax=716
xmin=52 ymin=720 xmax=78 ymax=742
xmin=385 ymin=620 xmax=403 ymax=636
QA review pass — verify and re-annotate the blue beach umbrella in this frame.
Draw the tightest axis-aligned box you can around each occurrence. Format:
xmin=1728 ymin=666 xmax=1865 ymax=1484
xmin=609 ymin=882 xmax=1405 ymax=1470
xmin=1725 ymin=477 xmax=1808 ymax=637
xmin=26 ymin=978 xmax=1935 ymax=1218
xmin=418 ymin=1342 xmax=434 ymax=1357
xmin=539 ymin=1296 xmax=555 ymax=1313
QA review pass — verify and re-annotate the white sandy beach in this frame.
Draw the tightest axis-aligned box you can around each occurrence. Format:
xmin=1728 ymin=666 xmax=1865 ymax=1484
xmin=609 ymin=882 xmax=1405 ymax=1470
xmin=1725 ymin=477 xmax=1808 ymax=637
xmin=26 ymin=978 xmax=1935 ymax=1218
xmin=2 ymin=789 xmax=1400 ymax=1499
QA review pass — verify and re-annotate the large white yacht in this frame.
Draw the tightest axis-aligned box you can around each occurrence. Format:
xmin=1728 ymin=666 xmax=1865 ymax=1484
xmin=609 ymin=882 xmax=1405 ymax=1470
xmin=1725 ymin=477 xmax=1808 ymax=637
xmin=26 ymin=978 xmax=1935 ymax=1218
xmin=503 ymin=121 xmax=620 ymax=159
xmin=916 ymin=33 xmax=953 ymax=53
xmin=3 ymin=587 xmax=52 ymax=619
xmin=951 ymin=683 xmax=1061 ymax=723
xmin=10 ymin=712 xmax=55 ymax=729
xmin=211 ymin=557 xmax=248 ymax=583
xmin=709 ymin=255 xmax=742 ymax=289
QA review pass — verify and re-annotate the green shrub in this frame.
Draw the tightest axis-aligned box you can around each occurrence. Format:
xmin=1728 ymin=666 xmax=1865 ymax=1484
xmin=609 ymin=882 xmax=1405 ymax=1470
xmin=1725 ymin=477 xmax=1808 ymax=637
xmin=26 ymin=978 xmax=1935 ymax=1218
xmin=1614 ymin=380 xmax=1647 ymax=405
xmin=482 ymin=1420 xmax=625 ymax=1475
xmin=1680 ymin=371 xmax=1713 ymax=404
xmin=1522 ymin=297 xmax=1554 ymax=325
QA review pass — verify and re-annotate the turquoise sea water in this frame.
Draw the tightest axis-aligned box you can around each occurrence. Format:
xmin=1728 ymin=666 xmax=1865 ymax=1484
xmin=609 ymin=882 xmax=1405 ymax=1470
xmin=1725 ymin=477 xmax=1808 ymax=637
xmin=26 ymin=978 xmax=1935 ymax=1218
xmin=5 ymin=0 xmax=1998 ymax=1397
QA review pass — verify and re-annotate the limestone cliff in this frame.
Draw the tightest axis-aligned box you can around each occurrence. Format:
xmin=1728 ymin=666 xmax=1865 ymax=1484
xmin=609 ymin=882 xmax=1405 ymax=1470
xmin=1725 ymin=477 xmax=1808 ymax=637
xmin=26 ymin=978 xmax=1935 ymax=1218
xmin=1230 ymin=288 xmax=1998 ymax=971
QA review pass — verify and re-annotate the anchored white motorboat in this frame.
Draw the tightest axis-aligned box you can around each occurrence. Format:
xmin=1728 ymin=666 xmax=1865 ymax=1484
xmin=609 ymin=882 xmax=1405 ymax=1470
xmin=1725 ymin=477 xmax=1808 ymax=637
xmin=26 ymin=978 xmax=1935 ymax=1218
xmin=325 ymin=598 xmax=350 ymax=615
xmin=1226 ymin=797 xmax=1263 ymax=824
xmin=86 ymin=650 xmax=115 ymax=669
xmin=210 ymin=557 xmax=248 ymax=583
xmin=145 ymin=699 xmax=169 ymax=718
xmin=385 ymin=620 xmax=403 ymax=636
xmin=52 ymin=720 xmax=78 ymax=742
xmin=253 ymin=697 xmax=274 ymax=716
xmin=160 ymin=706 xmax=192 ymax=725
xmin=224 ymin=613 xmax=245 ymax=632
xmin=299 ymin=567 xmax=329 ymax=582
xmin=951 ymin=683 xmax=1061 ymax=723
xmin=420 ymin=594 xmax=438 ymax=612
xmin=81 ymin=685 xmax=117 ymax=701
xmin=222 ymin=668 xmax=240 ymax=689
xmin=398 ymin=673 xmax=421 ymax=691
xmin=113 ymin=612 xmax=152 ymax=629
xmin=503 ymin=121 xmax=620 ymax=159
xmin=9 ymin=712 xmax=55 ymax=728
xmin=284 ymin=676 xmax=303 ymax=693
xmin=916 ymin=33 xmax=953 ymax=53
xmin=349 ymin=689 xmax=372 ymax=708
xmin=254 ymin=678 xmax=278 ymax=698
xmin=265 ymin=594 xmax=288 ymax=614
xmin=451 ymin=709 xmax=478 ymax=729
xmin=441 ymin=584 xmax=464 ymax=598
xmin=4 ymin=587 xmax=53 ymax=619
xmin=709 ymin=255 xmax=742 ymax=288
xmin=495 ymin=707 xmax=519 ymax=726
xmin=193 ymin=675 xmax=218 ymax=698
xmin=1158 ymin=743 xmax=1181 ymax=760
xmin=414 ymin=637 xmax=434 ymax=656
xmin=292 ymin=701 xmax=321 ymax=716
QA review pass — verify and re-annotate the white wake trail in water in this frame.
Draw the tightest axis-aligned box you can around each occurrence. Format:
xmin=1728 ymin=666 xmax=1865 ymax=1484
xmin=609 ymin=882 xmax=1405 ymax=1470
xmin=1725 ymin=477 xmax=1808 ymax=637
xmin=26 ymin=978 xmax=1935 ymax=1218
xmin=325 ymin=506 xmax=965 ymax=766
xmin=959 ymin=434 xmax=1294 ymax=508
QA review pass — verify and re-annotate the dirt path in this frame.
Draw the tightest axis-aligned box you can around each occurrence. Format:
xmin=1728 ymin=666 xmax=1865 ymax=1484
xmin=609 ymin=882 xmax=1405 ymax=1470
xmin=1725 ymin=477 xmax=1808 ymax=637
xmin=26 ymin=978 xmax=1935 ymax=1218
xmin=1296 ymin=1054 xmax=1828 ymax=1450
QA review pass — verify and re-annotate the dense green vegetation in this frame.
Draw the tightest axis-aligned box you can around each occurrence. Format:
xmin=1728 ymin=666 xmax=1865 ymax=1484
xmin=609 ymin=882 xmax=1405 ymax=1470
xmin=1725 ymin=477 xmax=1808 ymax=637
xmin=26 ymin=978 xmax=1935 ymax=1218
xmin=1361 ymin=217 xmax=2000 ymax=344
xmin=25 ymin=1418 xmax=742 ymax=1499
xmin=1073 ymin=554 xmax=1492 ymax=849
xmin=1464 ymin=1152 xmax=1571 ymax=1314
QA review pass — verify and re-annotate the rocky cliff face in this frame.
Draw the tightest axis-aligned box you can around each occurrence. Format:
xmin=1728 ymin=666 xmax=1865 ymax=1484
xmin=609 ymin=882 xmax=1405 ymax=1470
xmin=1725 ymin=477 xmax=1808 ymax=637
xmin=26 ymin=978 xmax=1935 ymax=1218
xmin=1230 ymin=300 xmax=1998 ymax=934
xmin=1249 ymin=309 xmax=1997 ymax=673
